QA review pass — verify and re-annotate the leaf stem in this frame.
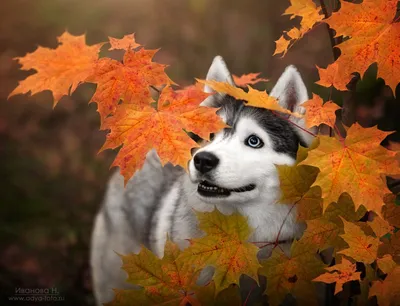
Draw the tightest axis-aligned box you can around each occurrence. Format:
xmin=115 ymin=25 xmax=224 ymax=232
xmin=271 ymin=111 xmax=317 ymax=138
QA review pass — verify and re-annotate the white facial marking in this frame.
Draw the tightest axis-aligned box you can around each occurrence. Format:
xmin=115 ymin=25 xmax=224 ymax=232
xmin=189 ymin=116 xmax=295 ymax=205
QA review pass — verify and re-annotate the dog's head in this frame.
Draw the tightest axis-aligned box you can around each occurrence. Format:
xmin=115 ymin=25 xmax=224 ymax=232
xmin=189 ymin=56 xmax=315 ymax=205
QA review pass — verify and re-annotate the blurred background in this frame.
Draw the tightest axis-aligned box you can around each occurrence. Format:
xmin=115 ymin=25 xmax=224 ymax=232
xmin=0 ymin=0 xmax=399 ymax=305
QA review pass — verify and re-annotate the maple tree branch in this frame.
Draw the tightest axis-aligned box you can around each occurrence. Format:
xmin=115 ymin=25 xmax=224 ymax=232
xmin=150 ymin=85 xmax=161 ymax=93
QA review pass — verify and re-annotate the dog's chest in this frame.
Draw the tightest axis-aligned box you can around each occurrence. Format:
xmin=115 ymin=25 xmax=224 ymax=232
xmin=150 ymin=178 xmax=301 ymax=258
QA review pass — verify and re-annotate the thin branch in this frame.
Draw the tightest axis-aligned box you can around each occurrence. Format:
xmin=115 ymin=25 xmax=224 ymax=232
xmin=150 ymin=85 xmax=161 ymax=93
xmin=319 ymin=0 xmax=340 ymax=61
xmin=271 ymin=111 xmax=317 ymax=138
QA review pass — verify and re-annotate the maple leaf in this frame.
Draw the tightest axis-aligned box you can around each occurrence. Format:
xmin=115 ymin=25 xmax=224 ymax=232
xmin=108 ymin=33 xmax=141 ymax=51
xmin=178 ymin=209 xmax=260 ymax=293
xmin=302 ymin=94 xmax=340 ymax=129
xmin=369 ymin=266 xmax=400 ymax=306
xmin=106 ymin=239 xmax=202 ymax=306
xmin=276 ymin=149 xmax=321 ymax=221
xmin=383 ymin=194 xmax=400 ymax=228
xmin=260 ymin=240 xmax=325 ymax=306
xmin=87 ymin=48 xmax=174 ymax=121
xmin=299 ymin=218 xmax=341 ymax=252
xmin=232 ymin=73 xmax=269 ymax=87
xmin=377 ymin=254 xmax=397 ymax=274
xmin=324 ymin=0 xmax=400 ymax=92
xmin=198 ymin=79 xmax=302 ymax=117
xmin=338 ymin=217 xmax=379 ymax=264
xmin=273 ymin=35 xmax=291 ymax=57
xmin=368 ymin=215 xmax=394 ymax=239
xmin=323 ymin=193 xmax=367 ymax=226
xmin=299 ymin=123 xmax=399 ymax=216
xmin=101 ymin=85 xmax=225 ymax=184
xmin=316 ymin=63 xmax=351 ymax=91
xmin=274 ymin=0 xmax=324 ymax=56
xmin=313 ymin=257 xmax=361 ymax=295
xmin=9 ymin=31 xmax=102 ymax=105
xmin=379 ymin=231 xmax=400 ymax=264
xmin=196 ymin=283 xmax=241 ymax=306
xmin=358 ymin=264 xmax=377 ymax=306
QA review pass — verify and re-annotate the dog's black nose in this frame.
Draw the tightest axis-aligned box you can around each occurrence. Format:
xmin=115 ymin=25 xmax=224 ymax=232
xmin=193 ymin=152 xmax=219 ymax=174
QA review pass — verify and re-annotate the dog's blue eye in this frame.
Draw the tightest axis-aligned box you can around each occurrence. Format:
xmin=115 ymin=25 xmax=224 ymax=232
xmin=245 ymin=135 xmax=263 ymax=148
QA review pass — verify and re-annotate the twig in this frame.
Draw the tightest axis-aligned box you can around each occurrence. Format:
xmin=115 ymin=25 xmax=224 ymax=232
xmin=150 ymin=85 xmax=161 ymax=93
xmin=271 ymin=111 xmax=317 ymax=138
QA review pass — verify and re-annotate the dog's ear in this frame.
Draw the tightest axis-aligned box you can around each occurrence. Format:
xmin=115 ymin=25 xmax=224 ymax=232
xmin=270 ymin=65 xmax=316 ymax=146
xmin=200 ymin=56 xmax=235 ymax=107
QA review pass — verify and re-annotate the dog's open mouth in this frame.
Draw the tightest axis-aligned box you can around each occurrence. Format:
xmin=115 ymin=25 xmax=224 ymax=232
xmin=197 ymin=180 xmax=256 ymax=197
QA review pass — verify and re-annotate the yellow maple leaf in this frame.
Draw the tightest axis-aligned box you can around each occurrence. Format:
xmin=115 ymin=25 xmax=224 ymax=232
xmin=324 ymin=0 xmax=400 ymax=93
xmin=178 ymin=209 xmax=260 ymax=293
xmin=299 ymin=218 xmax=341 ymax=252
xmin=101 ymin=85 xmax=226 ymax=184
xmin=323 ymin=193 xmax=367 ymax=226
xmin=260 ymin=240 xmax=325 ymax=306
xmin=276 ymin=146 xmax=322 ymax=221
xmin=313 ymin=257 xmax=361 ymax=295
xmin=377 ymin=254 xmax=397 ymax=274
xmin=338 ymin=218 xmax=379 ymax=264
xmin=106 ymin=239 xmax=205 ymax=306
xmin=198 ymin=79 xmax=302 ymax=117
xmin=273 ymin=35 xmax=291 ymax=57
xmin=368 ymin=215 xmax=394 ymax=239
xmin=302 ymin=94 xmax=341 ymax=129
xmin=299 ymin=124 xmax=399 ymax=216
xmin=9 ymin=31 xmax=103 ymax=105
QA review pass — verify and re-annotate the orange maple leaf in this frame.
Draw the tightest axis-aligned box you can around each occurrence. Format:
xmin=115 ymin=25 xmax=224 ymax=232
xmin=368 ymin=214 xmax=394 ymax=239
xmin=100 ymin=85 xmax=225 ymax=184
xmin=316 ymin=63 xmax=352 ymax=91
xmin=369 ymin=266 xmax=400 ymax=306
xmin=377 ymin=254 xmax=397 ymax=274
xmin=313 ymin=257 xmax=361 ymax=295
xmin=302 ymin=94 xmax=340 ymax=129
xmin=338 ymin=218 xmax=379 ymax=264
xmin=198 ymin=79 xmax=302 ymax=117
xmin=324 ymin=0 xmax=400 ymax=93
xmin=274 ymin=0 xmax=324 ymax=56
xmin=232 ymin=73 xmax=269 ymax=87
xmin=299 ymin=124 xmax=399 ymax=216
xmin=108 ymin=33 xmax=141 ymax=51
xmin=9 ymin=31 xmax=102 ymax=105
xmin=88 ymin=48 xmax=174 ymax=121
xmin=383 ymin=194 xmax=400 ymax=228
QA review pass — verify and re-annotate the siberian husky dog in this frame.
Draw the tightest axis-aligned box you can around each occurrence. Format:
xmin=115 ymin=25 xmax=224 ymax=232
xmin=90 ymin=56 xmax=315 ymax=305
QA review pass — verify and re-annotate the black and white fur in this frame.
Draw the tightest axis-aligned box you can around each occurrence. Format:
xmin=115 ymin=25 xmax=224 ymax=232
xmin=90 ymin=56 xmax=315 ymax=305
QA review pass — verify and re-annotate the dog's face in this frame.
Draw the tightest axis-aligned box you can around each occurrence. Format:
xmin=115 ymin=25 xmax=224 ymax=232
xmin=188 ymin=56 xmax=315 ymax=205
